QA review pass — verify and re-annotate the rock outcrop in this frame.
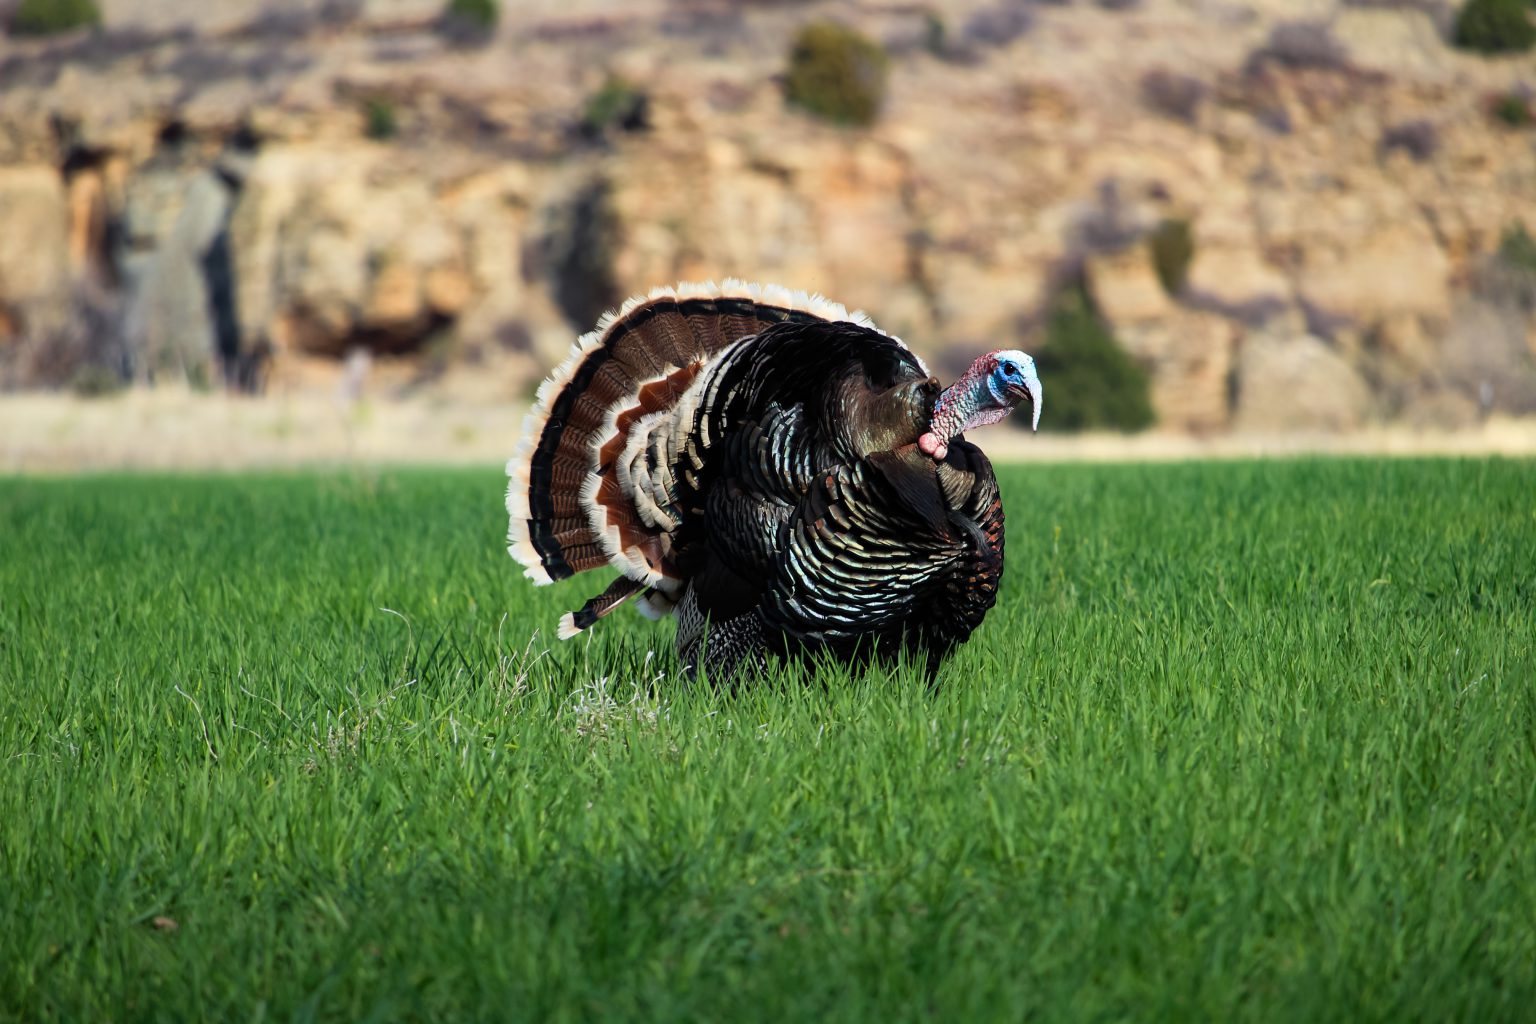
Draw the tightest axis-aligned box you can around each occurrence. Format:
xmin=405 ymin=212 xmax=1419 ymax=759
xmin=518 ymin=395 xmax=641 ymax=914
xmin=0 ymin=166 xmax=71 ymax=345
xmin=1233 ymin=326 xmax=1374 ymax=434
xmin=2 ymin=0 xmax=1535 ymax=428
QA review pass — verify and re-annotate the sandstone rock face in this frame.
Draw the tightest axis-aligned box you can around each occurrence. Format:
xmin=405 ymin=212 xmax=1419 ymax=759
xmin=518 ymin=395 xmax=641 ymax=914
xmin=124 ymin=168 xmax=239 ymax=384
xmin=1404 ymin=390 xmax=1480 ymax=431
xmin=93 ymin=0 xmax=449 ymax=35
xmin=221 ymin=147 xmax=546 ymax=396
xmin=604 ymin=134 xmax=921 ymax=330
xmin=1233 ymin=330 xmax=1374 ymax=434
xmin=1441 ymin=298 xmax=1536 ymax=416
xmin=930 ymin=264 xmax=1050 ymax=351
xmin=1121 ymin=311 xmax=1236 ymax=434
xmin=1086 ymin=246 xmax=1173 ymax=327
xmin=231 ymin=148 xmax=471 ymax=355
xmin=1296 ymin=228 xmax=1452 ymax=326
xmin=0 ymin=167 xmax=71 ymax=342
xmin=2 ymin=0 xmax=1535 ymax=434
xmin=1331 ymin=10 xmax=1450 ymax=77
xmin=1185 ymin=247 xmax=1290 ymax=316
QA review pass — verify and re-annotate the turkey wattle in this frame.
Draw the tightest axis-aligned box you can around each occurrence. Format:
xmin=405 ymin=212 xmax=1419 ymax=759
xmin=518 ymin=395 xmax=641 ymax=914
xmin=505 ymin=280 xmax=1042 ymax=681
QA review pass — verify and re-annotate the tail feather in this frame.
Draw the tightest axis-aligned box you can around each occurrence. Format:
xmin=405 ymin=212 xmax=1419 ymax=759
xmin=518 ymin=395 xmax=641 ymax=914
xmin=508 ymin=281 xmax=871 ymax=580
xmin=557 ymin=575 xmax=647 ymax=639
xmin=507 ymin=279 xmax=882 ymax=633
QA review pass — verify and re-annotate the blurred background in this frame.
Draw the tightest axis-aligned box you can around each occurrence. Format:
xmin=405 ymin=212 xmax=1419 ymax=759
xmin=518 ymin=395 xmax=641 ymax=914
xmin=3 ymin=0 xmax=1536 ymax=468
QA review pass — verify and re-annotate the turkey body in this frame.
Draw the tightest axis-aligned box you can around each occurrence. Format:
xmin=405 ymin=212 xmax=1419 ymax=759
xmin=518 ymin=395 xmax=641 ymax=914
xmin=506 ymin=281 xmax=1007 ymax=682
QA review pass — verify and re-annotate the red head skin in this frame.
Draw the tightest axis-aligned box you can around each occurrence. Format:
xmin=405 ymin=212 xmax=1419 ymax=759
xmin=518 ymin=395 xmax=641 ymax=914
xmin=917 ymin=349 xmax=1041 ymax=460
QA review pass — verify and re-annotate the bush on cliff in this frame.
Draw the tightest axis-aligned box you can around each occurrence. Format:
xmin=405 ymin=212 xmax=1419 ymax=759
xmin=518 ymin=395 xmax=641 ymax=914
xmin=1454 ymin=0 xmax=1536 ymax=54
xmin=1148 ymin=219 xmax=1195 ymax=296
xmin=438 ymin=0 xmax=497 ymax=44
xmin=785 ymin=22 xmax=889 ymax=126
xmin=1033 ymin=285 xmax=1155 ymax=433
xmin=7 ymin=0 xmax=101 ymax=36
xmin=364 ymin=99 xmax=398 ymax=141
xmin=580 ymin=76 xmax=649 ymax=139
xmin=1498 ymin=221 xmax=1536 ymax=274
xmin=1492 ymin=90 xmax=1534 ymax=126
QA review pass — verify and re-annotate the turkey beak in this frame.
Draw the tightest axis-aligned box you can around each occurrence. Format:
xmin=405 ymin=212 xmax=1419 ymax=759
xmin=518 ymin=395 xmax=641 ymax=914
xmin=1008 ymin=376 xmax=1043 ymax=432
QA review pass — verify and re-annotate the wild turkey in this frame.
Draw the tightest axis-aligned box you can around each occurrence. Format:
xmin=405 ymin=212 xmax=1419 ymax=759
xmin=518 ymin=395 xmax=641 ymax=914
xmin=506 ymin=280 xmax=1042 ymax=681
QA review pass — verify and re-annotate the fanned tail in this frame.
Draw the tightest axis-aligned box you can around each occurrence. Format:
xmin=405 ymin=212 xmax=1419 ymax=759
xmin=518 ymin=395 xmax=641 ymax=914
xmin=506 ymin=279 xmax=879 ymax=636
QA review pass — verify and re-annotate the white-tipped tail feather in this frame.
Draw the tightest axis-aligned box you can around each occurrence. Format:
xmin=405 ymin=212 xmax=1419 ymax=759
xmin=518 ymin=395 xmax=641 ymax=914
xmin=505 ymin=279 xmax=919 ymax=636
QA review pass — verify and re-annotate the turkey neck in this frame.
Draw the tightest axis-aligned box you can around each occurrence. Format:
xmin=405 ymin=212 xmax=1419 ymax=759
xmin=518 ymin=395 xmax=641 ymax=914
xmin=929 ymin=362 xmax=1006 ymax=444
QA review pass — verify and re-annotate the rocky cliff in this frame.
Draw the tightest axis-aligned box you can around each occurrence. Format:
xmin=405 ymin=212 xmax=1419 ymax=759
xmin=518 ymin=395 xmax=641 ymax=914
xmin=3 ymin=0 xmax=1535 ymax=432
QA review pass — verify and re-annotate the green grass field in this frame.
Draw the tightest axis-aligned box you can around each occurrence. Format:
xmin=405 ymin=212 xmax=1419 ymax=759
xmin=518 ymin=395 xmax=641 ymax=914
xmin=2 ymin=459 xmax=1534 ymax=1021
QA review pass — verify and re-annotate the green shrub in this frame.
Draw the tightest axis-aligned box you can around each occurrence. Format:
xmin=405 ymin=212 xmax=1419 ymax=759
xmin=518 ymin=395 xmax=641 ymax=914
xmin=1147 ymin=218 xmax=1194 ymax=296
xmin=1493 ymin=91 xmax=1533 ymax=126
xmin=581 ymin=75 xmax=649 ymax=138
xmin=7 ymin=0 xmax=101 ymax=36
xmin=1454 ymin=0 xmax=1536 ymax=54
xmin=1479 ymin=220 xmax=1536 ymax=310
xmin=438 ymin=0 xmax=497 ymax=43
xmin=785 ymin=22 xmax=889 ymax=126
xmin=923 ymin=13 xmax=947 ymax=57
xmin=1032 ymin=285 xmax=1155 ymax=433
xmin=1498 ymin=221 xmax=1536 ymax=273
xmin=447 ymin=0 xmax=496 ymax=25
xmin=363 ymin=98 xmax=397 ymax=141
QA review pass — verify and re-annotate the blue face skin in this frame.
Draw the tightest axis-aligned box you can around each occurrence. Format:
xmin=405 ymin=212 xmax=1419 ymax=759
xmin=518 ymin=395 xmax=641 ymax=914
xmin=985 ymin=350 xmax=1038 ymax=406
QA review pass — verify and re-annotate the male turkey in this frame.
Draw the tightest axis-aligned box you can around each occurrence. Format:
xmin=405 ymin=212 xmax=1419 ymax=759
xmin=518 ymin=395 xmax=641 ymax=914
xmin=506 ymin=280 xmax=1041 ymax=681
